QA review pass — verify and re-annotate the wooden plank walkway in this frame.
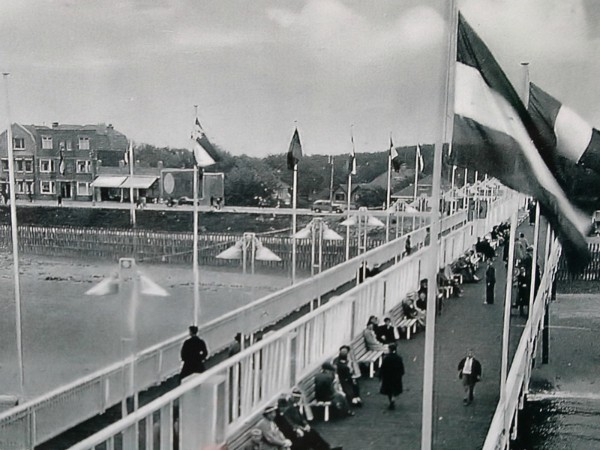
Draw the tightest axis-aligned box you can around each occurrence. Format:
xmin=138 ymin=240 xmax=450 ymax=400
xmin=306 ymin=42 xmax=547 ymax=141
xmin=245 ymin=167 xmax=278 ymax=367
xmin=312 ymin=221 xmax=542 ymax=450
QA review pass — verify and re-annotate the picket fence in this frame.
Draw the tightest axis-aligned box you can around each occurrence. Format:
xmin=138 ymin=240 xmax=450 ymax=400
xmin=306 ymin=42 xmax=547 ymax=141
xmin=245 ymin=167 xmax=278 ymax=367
xmin=0 ymin=225 xmax=384 ymax=272
xmin=555 ymin=242 xmax=600 ymax=281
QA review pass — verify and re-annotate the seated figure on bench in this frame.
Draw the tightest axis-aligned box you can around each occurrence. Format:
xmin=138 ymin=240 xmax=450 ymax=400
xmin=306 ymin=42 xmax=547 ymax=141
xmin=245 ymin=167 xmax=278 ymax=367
xmin=377 ymin=317 xmax=398 ymax=344
xmin=243 ymin=428 xmax=266 ymax=450
xmin=315 ymin=362 xmax=354 ymax=418
xmin=453 ymin=256 xmax=479 ymax=283
xmin=437 ymin=266 xmax=463 ymax=297
xmin=256 ymin=406 xmax=292 ymax=449
xmin=401 ymin=297 xmax=426 ymax=327
xmin=277 ymin=391 xmax=342 ymax=450
xmin=363 ymin=321 xmax=388 ymax=352
xmin=475 ymin=237 xmax=496 ymax=261
xmin=332 ymin=345 xmax=362 ymax=407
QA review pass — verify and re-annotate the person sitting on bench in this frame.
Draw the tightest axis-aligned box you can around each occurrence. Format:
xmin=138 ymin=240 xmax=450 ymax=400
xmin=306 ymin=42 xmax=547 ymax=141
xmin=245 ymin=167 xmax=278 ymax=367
xmin=332 ymin=345 xmax=362 ymax=407
xmin=363 ymin=321 xmax=387 ymax=352
xmin=377 ymin=318 xmax=398 ymax=344
xmin=314 ymin=362 xmax=354 ymax=418
xmin=256 ymin=405 xmax=292 ymax=449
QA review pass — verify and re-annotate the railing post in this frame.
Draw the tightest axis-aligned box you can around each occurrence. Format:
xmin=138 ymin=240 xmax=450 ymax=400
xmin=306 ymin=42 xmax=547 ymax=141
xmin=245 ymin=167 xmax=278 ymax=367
xmin=180 ymin=375 xmax=227 ymax=450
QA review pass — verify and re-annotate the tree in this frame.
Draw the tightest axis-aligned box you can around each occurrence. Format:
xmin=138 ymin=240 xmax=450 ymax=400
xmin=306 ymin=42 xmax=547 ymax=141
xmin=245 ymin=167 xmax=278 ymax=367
xmin=224 ymin=156 xmax=280 ymax=206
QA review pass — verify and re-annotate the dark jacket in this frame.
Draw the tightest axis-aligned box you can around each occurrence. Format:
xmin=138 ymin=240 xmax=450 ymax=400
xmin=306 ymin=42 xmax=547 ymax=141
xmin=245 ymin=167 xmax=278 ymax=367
xmin=180 ymin=335 xmax=208 ymax=378
xmin=314 ymin=371 xmax=336 ymax=402
xmin=485 ymin=265 xmax=496 ymax=284
xmin=457 ymin=357 xmax=482 ymax=381
xmin=379 ymin=352 xmax=405 ymax=396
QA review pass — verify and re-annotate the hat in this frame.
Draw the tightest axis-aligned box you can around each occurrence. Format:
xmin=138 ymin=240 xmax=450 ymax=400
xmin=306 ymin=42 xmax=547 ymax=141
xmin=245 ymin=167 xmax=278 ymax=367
xmin=251 ymin=429 xmax=262 ymax=436
xmin=291 ymin=388 xmax=303 ymax=398
xmin=263 ymin=405 xmax=277 ymax=414
xmin=527 ymin=246 xmax=534 ymax=252
xmin=322 ymin=362 xmax=335 ymax=371
xmin=339 ymin=345 xmax=350 ymax=351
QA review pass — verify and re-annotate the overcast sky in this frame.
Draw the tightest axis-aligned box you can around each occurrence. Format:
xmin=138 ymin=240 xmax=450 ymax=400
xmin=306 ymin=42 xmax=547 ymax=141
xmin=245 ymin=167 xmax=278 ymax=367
xmin=0 ymin=0 xmax=598 ymax=157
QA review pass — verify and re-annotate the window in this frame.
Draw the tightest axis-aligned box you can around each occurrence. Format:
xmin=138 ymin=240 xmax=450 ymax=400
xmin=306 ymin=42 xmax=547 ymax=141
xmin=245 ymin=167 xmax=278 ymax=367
xmin=15 ymin=159 xmax=24 ymax=172
xmin=77 ymin=182 xmax=90 ymax=196
xmin=40 ymin=159 xmax=56 ymax=173
xmin=25 ymin=181 xmax=33 ymax=194
xmin=76 ymin=160 xmax=92 ymax=173
xmin=66 ymin=140 xmax=73 ymax=151
xmin=334 ymin=193 xmax=345 ymax=202
xmin=40 ymin=180 xmax=55 ymax=194
xmin=16 ymin=181 xmax=25 ymax=194
xmin=13 ymin=138 xmax=25 ymax=150
xmin=24 ymin=159 xmax=33 ymax=173
xmin=42 ymin=136 xmax=53 ymax=150
xmin=1 ymin=159 xmax=8 ymax=171
xmin=78 ymin=137 xmax=90 ymax=150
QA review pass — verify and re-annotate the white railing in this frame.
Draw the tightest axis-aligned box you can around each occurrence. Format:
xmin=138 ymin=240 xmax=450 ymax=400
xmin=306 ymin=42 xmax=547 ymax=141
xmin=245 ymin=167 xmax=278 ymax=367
xmin=482 ymin=240 xmax=561 ymax=450
xmin=0 ymin=195 xmax=512 ymax=450
xmin=62 ymin=197 xmax=514 ymax=450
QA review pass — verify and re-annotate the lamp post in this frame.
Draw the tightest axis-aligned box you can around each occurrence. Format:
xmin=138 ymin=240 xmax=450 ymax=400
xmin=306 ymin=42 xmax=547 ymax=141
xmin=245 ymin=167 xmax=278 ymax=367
xmin=85 ymin=258 xmax=169 ymax=417
xmin=294 ymin=218 xmax=343 ymax=276
xmin=341 ymin=207 xmax=385 ymax=262
xmin=216 ymin=233 xmax=281 ymax=274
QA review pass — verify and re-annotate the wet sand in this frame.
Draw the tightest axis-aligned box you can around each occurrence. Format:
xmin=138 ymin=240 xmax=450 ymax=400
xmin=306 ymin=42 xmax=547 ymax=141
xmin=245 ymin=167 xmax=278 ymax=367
xmin=0 ymin=253 xmax=290 ymax=398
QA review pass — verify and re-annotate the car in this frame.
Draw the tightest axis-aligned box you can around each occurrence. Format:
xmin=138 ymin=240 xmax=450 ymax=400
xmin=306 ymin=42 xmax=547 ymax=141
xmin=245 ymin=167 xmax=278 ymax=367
xmin=177 ymin=196 xmax=200 ymax=205
xmin=311 ymin=199 xmax=348 ymax=213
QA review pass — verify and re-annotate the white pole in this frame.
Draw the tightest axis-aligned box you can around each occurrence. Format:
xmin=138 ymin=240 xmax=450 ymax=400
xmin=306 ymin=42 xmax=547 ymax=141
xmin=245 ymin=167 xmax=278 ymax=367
xmin=329 ymin=155 xmax=335 ymax=203
xmin=292 ymin=163 xmax=298 ymax=283
xmin=421 ymin=2 xmax=456 ymax=448
xmin=528 ymin=204 xmax=541 ymax=314
xmin=3 ymin=73 xmax=25 ymax=400
xmin=501 ymin=202 xmax=518 ymax=390
xmin=128 ymin=140 xmax=136 ymax=227
xmin=242 ymin=235 xmax=247 ymax=275
xmin=463 ymin=167 xmax=468 ymax=209
xmin=192 ymin=164 xmax=200 ymax=325
xmin=310 ymin=220 xmax=316 ymax=277
xmin=450 ymin=165 xmax=456 ymax=215
xmin=386 ymin=140 xmax=392 ymax=243
xmin=413 ymin=145 xmax=419 ymax=201
xmin=318 ymin=221 xmax=324 ymax=274
xmin=345 ymin=173 xmax=352 ymax=261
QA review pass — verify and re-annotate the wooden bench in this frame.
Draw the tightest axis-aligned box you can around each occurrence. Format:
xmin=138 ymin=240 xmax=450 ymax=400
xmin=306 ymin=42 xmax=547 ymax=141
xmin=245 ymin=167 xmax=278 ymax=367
xmin=389 ymin=301 xmax=419 ymax=340
xmin=296 ymin=370 xmax=333 ymax=422
xmin=226 ymin=414 xmax=263 ymax=450
xmin=351 ymin=334 xmax=384 ymax=378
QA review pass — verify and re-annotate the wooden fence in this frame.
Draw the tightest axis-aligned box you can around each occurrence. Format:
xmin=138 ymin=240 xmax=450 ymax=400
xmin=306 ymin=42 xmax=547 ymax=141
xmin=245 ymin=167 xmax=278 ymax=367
xmin=0 ymin=224 xmax=384 ymax=272
xmin=555 ymin=242 xmax=600 ymax=281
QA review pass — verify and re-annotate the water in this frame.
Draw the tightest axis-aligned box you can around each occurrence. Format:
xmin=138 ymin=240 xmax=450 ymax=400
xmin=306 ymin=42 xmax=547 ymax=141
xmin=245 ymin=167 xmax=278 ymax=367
xmin=514 ymin=397 xmax=600 ymax=449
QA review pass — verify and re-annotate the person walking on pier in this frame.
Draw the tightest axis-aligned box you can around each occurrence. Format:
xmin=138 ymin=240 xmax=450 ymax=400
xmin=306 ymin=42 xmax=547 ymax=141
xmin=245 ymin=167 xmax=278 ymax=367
xmin=179 ymin=325 xmax=209 ymax=381
xmin=458 ymin=349 xmax=482 ymax=405
xmin=485 ymin=260 xmax=496 ymax=305
xmin=379 ymin=343 xmax=405 ymax=410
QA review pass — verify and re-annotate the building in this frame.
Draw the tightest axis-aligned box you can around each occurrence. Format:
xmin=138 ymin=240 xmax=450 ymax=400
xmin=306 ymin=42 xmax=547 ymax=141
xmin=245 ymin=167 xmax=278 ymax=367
xmin=0 ymin=122 xmax=127 ymax=202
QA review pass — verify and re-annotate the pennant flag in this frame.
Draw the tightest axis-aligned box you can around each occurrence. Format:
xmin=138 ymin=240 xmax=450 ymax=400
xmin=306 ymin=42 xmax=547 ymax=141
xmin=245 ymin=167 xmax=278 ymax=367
xmin=287 ymin=128 xmax=303 ymax=170
xmin=528 ymin=83 xmax=600 ymax=174
xmin=390 ymin=137 xmax=402 ymax=172
xmin=450 ymin=13 xmax=590 ymax=271
xmin=58 ymin=148 xmax=66 ymax=176
xmin=191 ymin=117 xmax=219 ymax=167
xmin=347 ymin=134 xmax=357 ymax=176
xmin=416 ymin=144 xmax=424 ymax=173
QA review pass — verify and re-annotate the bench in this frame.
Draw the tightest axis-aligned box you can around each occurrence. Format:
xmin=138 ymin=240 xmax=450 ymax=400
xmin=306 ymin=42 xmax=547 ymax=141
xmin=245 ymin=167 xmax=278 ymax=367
xmin=296 ymin=370 xmax=332 ymax=422
xmin=226 ymin=414 xmax=263 ymax=450
xmin=389 ymin=301 xmax=419 ymax=340
xmin=351 ymin=334 xmax=384 ymax=378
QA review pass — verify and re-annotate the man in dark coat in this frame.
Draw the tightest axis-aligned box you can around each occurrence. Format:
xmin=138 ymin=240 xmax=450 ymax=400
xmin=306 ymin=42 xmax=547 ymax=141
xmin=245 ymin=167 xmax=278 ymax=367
xmin=485 ymin=260 xmax=496 ymax=305
xmin=379 ymin=344 xmax=405 ymax=410
xmin=458 ymin=349 xmax=482 ymax=405
xmin=179 ymin=325 xmax=209 ymax=381
xmin=314 ymin=362 xmax=353 ymax=417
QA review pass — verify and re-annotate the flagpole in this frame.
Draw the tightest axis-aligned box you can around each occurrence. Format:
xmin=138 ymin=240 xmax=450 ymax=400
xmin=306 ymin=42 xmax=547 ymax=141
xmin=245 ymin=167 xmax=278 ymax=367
xmin=421 ymin=2 xmax=457 ymax=449
xmin=329 ymin=155 xmax=334 ymax=204
xmin=192 ymin=106 xmax=200 ymax=325
xmin=413 ymin=145 xmax=419 ymax=201
xmin=345 ymin=126 xmax=355 ymax=261
xmin=463 ymin=167 xmax=468 ymax=209
xmin=128 ymin=140 xmax=136 ymax=228
xmin=292 ymin=162 xmax=298 ymax=283
xmin=386 ymin=135 xmax=393 ymax=242
xmin=450 ymin=165 xmax=456 ymax=214
xmin=3 ymin=73 xmax=25 ymax=400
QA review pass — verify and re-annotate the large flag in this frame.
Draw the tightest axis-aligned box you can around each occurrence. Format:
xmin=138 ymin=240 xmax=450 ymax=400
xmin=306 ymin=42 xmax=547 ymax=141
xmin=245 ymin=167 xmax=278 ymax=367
xmin=528 ymin=83 xmax=600 ymax=175
xmin=390 ymin=136 xmax=403 ymax=172
xmin=450 ymin=13 xmax=590 ymax=271
xmin=287 ymin=128 xmax=303 ymax=170
xmin=191 ymin=117 xmax=219 ymax=167
xmin=347 ymin=134 xmax=357 ymax=176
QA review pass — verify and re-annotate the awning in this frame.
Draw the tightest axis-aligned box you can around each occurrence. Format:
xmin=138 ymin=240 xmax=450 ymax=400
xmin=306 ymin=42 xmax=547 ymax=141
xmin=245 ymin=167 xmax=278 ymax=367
xmin=90 ymin=176 xmax=128 ymax=188
xmin=120 ymin=176 xmax=158 ymax=189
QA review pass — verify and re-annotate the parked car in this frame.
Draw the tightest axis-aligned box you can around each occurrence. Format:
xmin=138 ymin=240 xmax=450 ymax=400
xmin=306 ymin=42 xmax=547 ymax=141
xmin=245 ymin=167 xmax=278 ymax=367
xmin=311 ymin=199 xmax=350 ymax=213
xmin=177 ymin=196 xmax=200 ymax=205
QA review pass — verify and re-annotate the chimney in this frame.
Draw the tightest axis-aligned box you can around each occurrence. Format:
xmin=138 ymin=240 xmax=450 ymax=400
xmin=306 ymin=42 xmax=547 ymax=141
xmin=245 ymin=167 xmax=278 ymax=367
xmin=52 ymin=122 xmax=59 ymax=128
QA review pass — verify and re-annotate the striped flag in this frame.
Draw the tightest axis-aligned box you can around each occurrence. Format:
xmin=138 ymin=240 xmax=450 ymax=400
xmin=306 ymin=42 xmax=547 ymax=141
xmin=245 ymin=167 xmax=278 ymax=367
xmin=528 ymin=83 xmax=600 ymax=174
xmin=287 ymin=128 xmax=303 ymax=170
xmin=191 ymin=117 xmax=219 ymax=167
xmin=390 ymin=136 xmax=402 ymax=172
xmin=347 ymin=133 xmax=357 ymax=176
xmin=450 ymin=13 xmax=590 ymax=271
xmin=416 ymin=144 xmax=424 ymax=173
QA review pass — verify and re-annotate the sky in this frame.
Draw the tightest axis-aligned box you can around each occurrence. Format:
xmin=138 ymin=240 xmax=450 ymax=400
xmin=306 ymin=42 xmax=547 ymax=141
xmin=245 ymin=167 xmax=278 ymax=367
xmin=0 ymin=0 xmax=598 ymax=158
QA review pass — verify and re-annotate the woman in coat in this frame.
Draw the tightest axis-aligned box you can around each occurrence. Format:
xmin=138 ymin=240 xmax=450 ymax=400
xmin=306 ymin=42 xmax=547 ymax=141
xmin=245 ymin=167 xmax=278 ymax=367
xmin=379 ymin=344 xmax=405 ymax=410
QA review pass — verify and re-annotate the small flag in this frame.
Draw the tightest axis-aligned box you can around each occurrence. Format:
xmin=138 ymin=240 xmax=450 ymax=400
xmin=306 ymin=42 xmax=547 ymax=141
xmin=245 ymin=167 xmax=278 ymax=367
xmin=287 ymin=128 xmax=303 ymax=170
xmin=58 ymin=146 xmax=66 ymax=176
xmin=528 ymin=83 xmax=600 ymax=175
xmin=390 ymin=136 xmax=402 ymax=172
xmin=191 ymin=117 xmax=219 ymax=167
xmin=416 ymin=144 xmax=424 ymax=173
xmin=450 ymin=13 xmax=590 ymax=271
xmin=347 ymin=133 xmax=357 ymax=176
